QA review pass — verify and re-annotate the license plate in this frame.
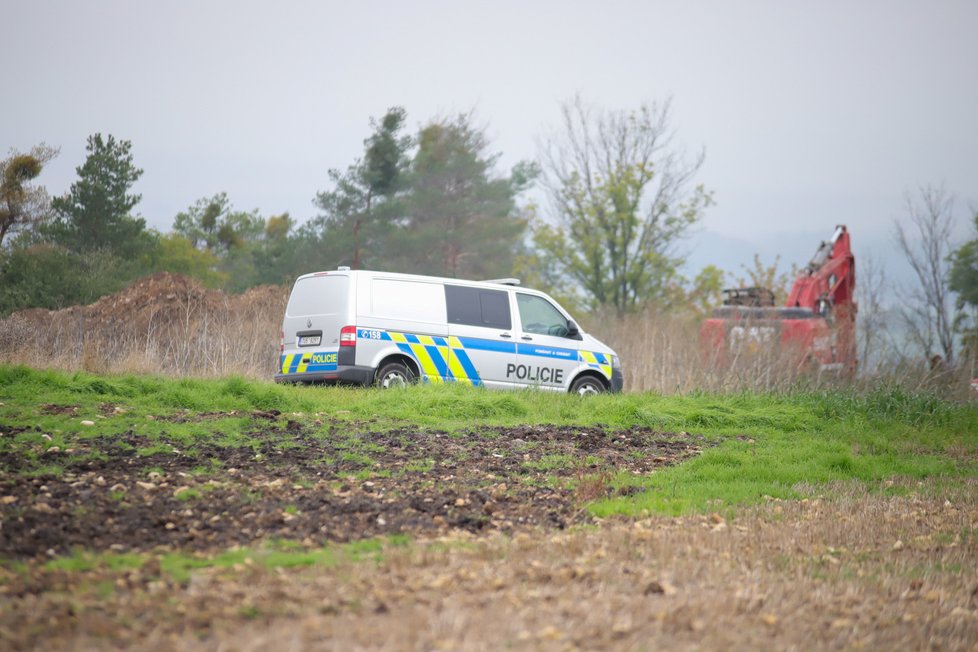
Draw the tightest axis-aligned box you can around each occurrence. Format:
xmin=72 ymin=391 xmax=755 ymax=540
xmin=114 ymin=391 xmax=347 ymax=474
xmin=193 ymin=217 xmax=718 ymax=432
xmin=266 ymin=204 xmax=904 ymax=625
xmin=298 ymin=335 xmax=321 ymax=346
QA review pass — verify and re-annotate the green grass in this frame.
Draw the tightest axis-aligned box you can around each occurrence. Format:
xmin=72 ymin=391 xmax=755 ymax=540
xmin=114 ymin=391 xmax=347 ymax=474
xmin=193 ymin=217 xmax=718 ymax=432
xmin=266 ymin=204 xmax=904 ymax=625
xmin=2 ymin=364 xmax=977 ymax=518
xmin=0 ymin=364 xmax=819 ymax=435
xmin=35 ymin=535 xmax=411 ymax=585
xmin=523 ymin=454 xmax=576 ymax=472
xmin=591 ymin=389 xmax=978 ymax=517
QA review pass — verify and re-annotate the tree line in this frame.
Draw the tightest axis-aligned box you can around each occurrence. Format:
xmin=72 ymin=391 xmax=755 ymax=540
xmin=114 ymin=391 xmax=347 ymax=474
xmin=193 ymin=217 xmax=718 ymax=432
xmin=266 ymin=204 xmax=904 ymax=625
xmin=2 ymin=100 xmax=976 ymax=367
xmin=0 ymin=101 xmax=717 ymax=314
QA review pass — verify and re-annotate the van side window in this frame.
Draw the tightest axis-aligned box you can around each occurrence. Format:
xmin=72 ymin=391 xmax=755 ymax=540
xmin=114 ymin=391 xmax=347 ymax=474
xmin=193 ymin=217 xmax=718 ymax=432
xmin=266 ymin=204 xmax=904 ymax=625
xmin=445 ymin=285 xmax=512 ymax=330
xmin=516 ymin=293 xmax=569 ymax=337
xmin=371 ymin=278 xmax=445 ymax=322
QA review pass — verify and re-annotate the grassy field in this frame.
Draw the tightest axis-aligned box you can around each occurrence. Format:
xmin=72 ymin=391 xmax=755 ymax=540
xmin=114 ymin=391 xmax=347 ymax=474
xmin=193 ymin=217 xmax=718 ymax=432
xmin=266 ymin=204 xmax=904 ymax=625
xmin=3 ymin=364 xmax=976 ymax=514
xmin=2 ymin=364 xmax=978 ymax=650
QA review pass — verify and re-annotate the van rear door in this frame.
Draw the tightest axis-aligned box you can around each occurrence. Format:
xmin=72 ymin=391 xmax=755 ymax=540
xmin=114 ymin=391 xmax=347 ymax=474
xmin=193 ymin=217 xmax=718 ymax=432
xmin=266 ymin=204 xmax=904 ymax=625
xmin=281 ymin=273 xmax=352 ymax=375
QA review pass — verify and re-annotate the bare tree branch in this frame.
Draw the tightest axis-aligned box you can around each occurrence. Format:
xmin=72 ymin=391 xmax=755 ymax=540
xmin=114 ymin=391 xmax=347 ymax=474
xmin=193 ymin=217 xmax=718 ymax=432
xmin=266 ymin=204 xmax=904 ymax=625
xmin=893 ymin=184 xmax=957 ymax=365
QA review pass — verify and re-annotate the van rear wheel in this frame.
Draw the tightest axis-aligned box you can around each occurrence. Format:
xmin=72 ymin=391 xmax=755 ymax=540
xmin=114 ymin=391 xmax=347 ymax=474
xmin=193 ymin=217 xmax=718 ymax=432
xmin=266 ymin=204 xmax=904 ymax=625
xmin=376 ymin=361 xmax=415 ymax=389
xmin=570 ymin=376 xmax=605 ymax=396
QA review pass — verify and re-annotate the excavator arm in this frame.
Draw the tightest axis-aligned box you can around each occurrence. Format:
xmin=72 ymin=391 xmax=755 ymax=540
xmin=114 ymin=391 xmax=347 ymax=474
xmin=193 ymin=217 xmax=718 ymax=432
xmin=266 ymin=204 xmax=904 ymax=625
xmin=785 ymin=225 xmax=855 ymax=317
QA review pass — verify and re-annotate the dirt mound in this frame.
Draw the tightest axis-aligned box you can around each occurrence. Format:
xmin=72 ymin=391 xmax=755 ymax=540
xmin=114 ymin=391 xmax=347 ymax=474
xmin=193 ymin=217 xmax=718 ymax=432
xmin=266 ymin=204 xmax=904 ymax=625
xmin=0 ymin=274 xmax=289 ymax=377
xmin=85 ymin=272 xmax=225 ymax=334
xmin=2 ymin=272 xmax=288 ymax=338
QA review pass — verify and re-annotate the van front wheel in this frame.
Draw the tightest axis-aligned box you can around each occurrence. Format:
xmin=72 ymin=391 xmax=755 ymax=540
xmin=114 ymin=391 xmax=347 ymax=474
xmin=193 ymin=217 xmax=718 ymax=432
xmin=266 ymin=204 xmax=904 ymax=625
xmin=570 ymin=376 xmax=605 ymax=396
xmin=376 ymin=361 xmax=415 ymax=389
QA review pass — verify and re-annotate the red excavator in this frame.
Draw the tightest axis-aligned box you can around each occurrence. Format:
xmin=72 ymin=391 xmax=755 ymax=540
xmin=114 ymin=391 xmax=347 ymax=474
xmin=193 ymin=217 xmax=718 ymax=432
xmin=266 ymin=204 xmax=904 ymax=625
xmin=700 ymin=225 xmax=857 ymax=375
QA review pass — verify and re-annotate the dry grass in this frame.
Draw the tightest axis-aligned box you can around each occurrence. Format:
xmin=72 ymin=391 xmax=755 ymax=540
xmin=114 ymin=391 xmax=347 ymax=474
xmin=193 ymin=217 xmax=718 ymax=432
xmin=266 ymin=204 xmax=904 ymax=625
xmin=593 ymin=311 xmax=827 ymax=393
xmin=0 ymin=299 xmax=831 ymax=392
xmin=0 ymin=274 xmax=287 ymax=379
xmin=5 ymin=479 xmax=976 ymax=651
xmin=1 ymin=273 xmax=974 ymax=397
xmin=593 ymin=310 xmax=978 ymax=397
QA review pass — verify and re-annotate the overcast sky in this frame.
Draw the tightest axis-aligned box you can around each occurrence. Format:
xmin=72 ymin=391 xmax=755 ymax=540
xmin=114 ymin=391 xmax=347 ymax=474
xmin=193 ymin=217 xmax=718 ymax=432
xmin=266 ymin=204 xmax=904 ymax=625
xmin=5 ymin=0 xmax=977 ymax=280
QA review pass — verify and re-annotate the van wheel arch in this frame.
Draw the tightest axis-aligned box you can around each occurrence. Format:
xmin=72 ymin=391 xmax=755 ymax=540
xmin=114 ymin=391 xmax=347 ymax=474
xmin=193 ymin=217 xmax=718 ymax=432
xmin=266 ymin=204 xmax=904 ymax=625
xmin=375 ymin=355 xmax=420 ymax=388
xmin=569 ymin=372 xmax=608 ymax=395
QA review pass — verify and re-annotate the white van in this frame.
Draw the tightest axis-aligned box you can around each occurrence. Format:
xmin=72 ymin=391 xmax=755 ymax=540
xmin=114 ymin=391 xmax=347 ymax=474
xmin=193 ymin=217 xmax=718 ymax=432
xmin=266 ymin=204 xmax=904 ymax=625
xmin=275 ymin=268 xmax=623 ymax=394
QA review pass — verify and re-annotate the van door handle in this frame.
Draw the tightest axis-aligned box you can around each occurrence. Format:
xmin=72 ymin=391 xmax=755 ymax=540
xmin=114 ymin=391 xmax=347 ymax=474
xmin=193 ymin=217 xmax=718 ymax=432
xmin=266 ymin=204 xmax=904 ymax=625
xmin=521 ymin=335 xmax=533 ymax=341
xmin=499 ymin=332 xmax=512 ymax=338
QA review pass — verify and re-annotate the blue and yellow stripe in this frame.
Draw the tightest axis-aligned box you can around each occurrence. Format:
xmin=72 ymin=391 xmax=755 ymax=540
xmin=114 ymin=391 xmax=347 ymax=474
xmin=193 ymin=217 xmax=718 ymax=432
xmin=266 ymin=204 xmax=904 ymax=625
xmin=282 ymin=329 xmax=612 ymax=384
xmin=382 ymin=331 xmax=482 ymax=386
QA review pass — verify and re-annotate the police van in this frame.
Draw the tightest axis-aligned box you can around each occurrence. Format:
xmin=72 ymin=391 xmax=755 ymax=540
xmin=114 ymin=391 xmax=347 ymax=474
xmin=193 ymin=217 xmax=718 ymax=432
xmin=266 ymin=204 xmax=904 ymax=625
xmin=275 ymin=268 xmax=623 ymax=394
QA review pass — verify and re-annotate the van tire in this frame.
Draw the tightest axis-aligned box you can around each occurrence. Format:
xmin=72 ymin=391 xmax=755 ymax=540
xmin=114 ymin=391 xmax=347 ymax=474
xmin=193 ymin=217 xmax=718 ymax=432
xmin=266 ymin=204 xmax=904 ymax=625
xmin=376 ymin=361 xmax=415 ymax=389
xmin=570 ymin=375 xmax=605 ymax=396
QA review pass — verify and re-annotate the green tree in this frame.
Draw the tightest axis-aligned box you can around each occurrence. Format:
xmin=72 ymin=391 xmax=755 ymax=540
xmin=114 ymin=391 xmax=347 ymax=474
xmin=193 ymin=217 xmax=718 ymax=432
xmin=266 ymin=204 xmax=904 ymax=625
xmin=48 ymin=134 xmax=150 ymax=258
xmin=534 ymin=96 xmax=712 ymax=314
xmin=398 ymin=113 xmax=536 ymax=278
xmin=221 ymin=212 xmax=302 ymax=291
xmin=949 ymin=209 xmax=978 ymax=358
xmin=150 ymin=233 xmax=226 ymax=287
xmin=685 ymin=264 xmax=726 ymax=316
xmin=312 ymin=107 xmax=411 ymax=269
xmin=0 ymin=144 xmax=58 ymax=248
xmin=735 ymin=254 xmax=797 ymax=304
xmin=248 ymin=212 xmax=300 ymax=285
xmin=173 ymin=193 xmax=264 ymax=254
xmin=0 ymin=244 xmax=145 ymax=315
xmin=171 ymin=194 xmax=302 ymax=290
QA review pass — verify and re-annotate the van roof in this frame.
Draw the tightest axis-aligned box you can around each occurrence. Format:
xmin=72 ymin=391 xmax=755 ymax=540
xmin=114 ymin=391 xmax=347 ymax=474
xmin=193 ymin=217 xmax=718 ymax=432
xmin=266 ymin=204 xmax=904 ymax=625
xmin=296 ymin=269 xmax=526 ymax=290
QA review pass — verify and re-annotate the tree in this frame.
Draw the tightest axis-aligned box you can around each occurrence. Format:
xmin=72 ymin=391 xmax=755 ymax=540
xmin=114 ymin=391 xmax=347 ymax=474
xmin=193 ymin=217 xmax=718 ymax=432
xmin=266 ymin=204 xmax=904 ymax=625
xmin=222 ymin=212 xmax=301 ymax=291
xmin=734 ymin=254 xmax=797 ymax=304
xmin=1 ymin=135 xmax=156 ymax=313
xmin=949 ymin=208 xmax=978 ymax=358
xmin=855 ymin=252 xmax=895 ymax=374
xmin=398 ymin=113 xmax=536 ymax=278
xmin=893 ymin=185 xmax=957 ymax=366
xmin=684 ymin=265 xmax=726 ymax=317
xmin=247 ymin=212 xmax=299 ymax=284
xmin=0 ymin=244 xmax=146 ymax=315
xmin=171 ymin=194 xmax=303 ymax=290
xmin=0 ymin=144 xmax=58 ymax=248
xmin=312 ymin=107 xmax=411 ymax=269
xmin=48 ymin=134 xmax=149 ymax=257
xmin=150 ymin=233 xmax=225 ymax=288
xmin=312 ymin=108 xmax=534 ymax=279
xmin=534 ymin=96 xmax=712 ymax=314
xmin=173 ymin=193 xmax=264 ymax=254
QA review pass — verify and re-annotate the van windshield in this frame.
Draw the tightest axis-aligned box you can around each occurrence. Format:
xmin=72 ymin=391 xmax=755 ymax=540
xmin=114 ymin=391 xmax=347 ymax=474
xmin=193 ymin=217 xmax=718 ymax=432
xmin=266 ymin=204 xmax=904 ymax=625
xmin=286 ymin=275 xmax=348 ymax=317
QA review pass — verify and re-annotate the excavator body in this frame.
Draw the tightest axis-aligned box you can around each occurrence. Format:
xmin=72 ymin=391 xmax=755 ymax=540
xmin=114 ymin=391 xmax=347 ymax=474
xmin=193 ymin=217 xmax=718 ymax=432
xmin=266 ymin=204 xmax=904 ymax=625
xmin=701 ymin=225 xmax=857 ymax=375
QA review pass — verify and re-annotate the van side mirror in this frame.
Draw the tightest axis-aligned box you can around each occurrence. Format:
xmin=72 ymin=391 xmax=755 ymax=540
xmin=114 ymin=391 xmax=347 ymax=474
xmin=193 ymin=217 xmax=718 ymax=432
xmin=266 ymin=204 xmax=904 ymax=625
xmin=566 ymin=320 xmax=580 ymax=338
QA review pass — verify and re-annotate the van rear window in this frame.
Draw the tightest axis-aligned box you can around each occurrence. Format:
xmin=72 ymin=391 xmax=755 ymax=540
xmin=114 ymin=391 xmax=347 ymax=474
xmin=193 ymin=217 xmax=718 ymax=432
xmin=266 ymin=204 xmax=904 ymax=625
xmin=445 ymin=285 xmax=512 ymax=330
xmin=286 ymin=275 xmax=348 ymax=317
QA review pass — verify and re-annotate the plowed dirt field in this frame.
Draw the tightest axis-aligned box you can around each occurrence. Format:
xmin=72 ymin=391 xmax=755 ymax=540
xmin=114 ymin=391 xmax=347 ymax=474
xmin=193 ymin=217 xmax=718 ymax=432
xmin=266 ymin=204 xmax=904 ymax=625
xmin=2 ymin=413 xmax=977 ymax=651
xmin=1 ymin=419 xmax=703 ymax=558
